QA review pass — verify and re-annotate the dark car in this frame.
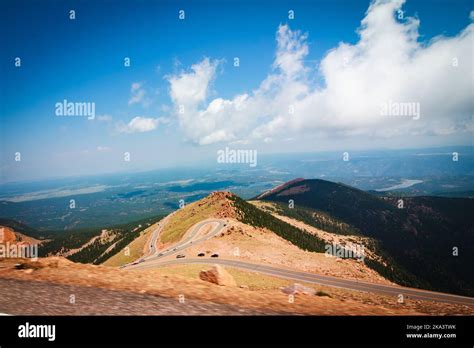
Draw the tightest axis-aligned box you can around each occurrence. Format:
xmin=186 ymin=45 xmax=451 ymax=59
xmin=138 ymin=259 xmax=145 ymax=263
xmin=176 ymin=254 xmax=185 ymax=259
xmin=211 ymin=253 xmax=219 ymax=258
xmin=197 ymin=252 xmax=205 ymax=257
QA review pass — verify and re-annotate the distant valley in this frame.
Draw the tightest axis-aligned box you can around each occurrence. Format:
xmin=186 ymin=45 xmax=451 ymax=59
xmin=1 ymin=147 xmax=473 ymax=231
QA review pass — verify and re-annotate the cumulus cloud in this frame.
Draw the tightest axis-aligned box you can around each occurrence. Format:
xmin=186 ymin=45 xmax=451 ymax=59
xmin=116 ymin=116 xmax=168 ymax=134
xmin=166 ymin=58 xmax=250 ymax=145
xmin=167 ymin=58 xmax=220 ymax=107
xmin=167 ymin=0 xmax=473 ymax=145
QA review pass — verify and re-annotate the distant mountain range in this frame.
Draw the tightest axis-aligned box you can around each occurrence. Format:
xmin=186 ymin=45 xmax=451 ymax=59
xmin=1 ymin=147 xmax=473 ymax=231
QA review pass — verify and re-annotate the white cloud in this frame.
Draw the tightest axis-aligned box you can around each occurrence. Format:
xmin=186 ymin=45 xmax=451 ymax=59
xmin=128 ymin=82 xmax=151 ymax=107
xmin=273 ymin=24 xmax=309 ymax=77
xmin=167 ymin=58 xmax=220 ymax=107
xmin=166 ymin=0 xmax=473 ymax=146
xmin=116 ymin=116 xmax=168 ymax=134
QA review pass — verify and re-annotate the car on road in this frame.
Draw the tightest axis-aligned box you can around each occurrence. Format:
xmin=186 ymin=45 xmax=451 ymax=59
xmin=158 ymin=253 xmax=163 ymax=256
xmin=211 ymin=253 xmax=219 ymax=258
xmin=176 ymin=254 xmax=185 ymax=259
xmin=197 ymin=252 xmax=205 ymax=257
xmin=138 ymin=259 xmax=145 ymax=263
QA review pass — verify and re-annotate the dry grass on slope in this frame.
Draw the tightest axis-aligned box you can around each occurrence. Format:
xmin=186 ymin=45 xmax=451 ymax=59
xmin=159 ymin=192 xmax=237 ymax=244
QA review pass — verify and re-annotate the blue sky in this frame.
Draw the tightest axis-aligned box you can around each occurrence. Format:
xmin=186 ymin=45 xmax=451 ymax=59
xmin=1 ymin=0 xmax=473 ymax=182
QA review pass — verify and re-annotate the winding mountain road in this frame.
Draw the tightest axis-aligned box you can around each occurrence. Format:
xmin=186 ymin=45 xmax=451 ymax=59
xmin=144 ymin=219 xmax=225 ymax=260
xmin=125 ymin=219 xmax=474 ymax=307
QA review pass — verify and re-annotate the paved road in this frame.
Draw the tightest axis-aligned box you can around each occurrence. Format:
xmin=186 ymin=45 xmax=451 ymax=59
xmin=131 ymin=258 xmax=474 ymax=306
xmin=0 ymin=278 xmax=275 ymax=315
xmin=145 ymin=214 xmax=174 ymax=258
xmin=152 ymin=220 xmax=225 ymax=259
xmin=126 ymin=219 xmax=474 ymax=307
xmin=136 ymin=219 xmax=225 ymax=263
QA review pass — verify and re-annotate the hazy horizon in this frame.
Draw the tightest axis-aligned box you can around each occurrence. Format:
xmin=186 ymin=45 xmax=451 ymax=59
xmin=0 ymin=144 xmax=472 ymax=185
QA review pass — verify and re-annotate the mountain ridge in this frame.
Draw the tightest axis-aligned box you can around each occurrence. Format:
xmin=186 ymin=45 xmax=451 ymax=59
xmin=256 ymin=178 xmax=474 ymax=296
